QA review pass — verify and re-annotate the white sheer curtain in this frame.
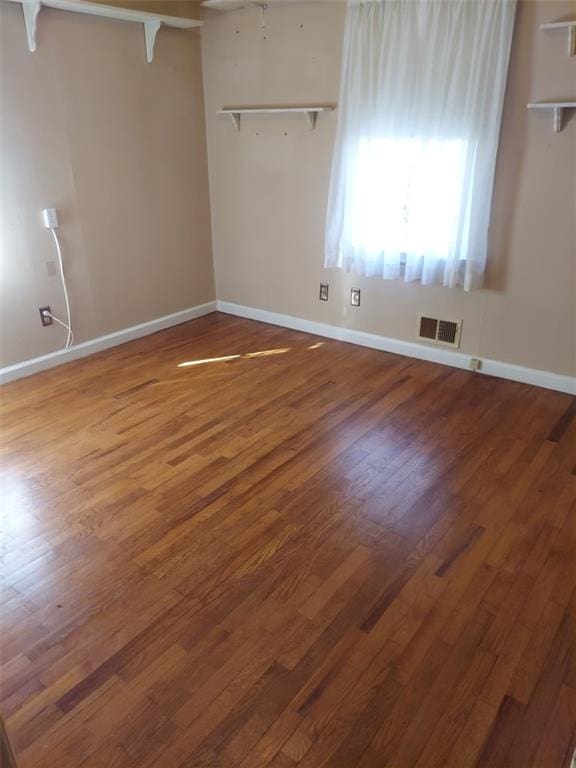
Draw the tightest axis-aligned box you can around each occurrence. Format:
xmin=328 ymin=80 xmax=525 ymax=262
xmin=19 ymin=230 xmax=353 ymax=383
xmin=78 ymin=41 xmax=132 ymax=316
xmin=325 ymin=0 xmax=517 ymax=290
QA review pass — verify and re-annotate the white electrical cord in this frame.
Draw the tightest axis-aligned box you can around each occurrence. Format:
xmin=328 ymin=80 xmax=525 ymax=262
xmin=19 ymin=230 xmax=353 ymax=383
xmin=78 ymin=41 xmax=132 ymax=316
xmin=48 ymin=227 xmax=74 ymax=350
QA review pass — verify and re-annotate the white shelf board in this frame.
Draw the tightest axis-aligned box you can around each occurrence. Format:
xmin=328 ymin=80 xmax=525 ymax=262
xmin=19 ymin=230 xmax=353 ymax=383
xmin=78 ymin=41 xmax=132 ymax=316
xmin=3 ymin=0 xmax=202 ymax=62
xmin=202 ymin=0 xmax=294 ymax=9
xmin=541 ymin=20 xmax=576 ymax=56
xmin=201 ymin=0 xmax=310 ymax=22
xmin=219 ymin=106 xmax=335 ymax=131
xmin=527 ymin=101 xmax=576 ymax=133
xmin=202 ymin=0 xmax=247 ymax=9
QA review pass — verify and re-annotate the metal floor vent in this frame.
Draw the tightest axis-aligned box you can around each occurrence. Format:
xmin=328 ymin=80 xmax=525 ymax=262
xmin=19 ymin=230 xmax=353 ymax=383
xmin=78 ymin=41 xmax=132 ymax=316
xmin=417 ymin=315 xmax=462 ymax=348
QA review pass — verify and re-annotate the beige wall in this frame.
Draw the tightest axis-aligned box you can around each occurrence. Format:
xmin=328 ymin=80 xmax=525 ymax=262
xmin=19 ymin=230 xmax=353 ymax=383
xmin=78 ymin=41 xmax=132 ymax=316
xmin=0 ymin=0 xmax=214 ymax=368
xmin=202 ymin=0 xmax=576 ymax=378
xmin=2 ymin=0 xmax=574 ymax=378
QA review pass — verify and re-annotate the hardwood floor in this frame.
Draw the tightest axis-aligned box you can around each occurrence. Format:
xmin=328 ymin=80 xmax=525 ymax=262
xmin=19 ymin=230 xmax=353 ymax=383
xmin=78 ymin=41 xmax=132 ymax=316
xmin=1 ymin=312 xmax=575 ymax=768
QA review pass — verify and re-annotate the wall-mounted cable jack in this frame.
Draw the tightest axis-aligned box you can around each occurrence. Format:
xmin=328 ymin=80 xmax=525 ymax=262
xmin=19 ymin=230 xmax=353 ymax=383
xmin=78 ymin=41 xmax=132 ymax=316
xmin=41 ymin=208 xmax=74 ymax=351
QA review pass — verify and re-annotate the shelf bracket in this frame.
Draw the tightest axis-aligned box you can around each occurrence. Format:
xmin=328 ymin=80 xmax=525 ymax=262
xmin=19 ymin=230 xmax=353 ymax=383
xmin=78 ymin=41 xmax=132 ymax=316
xmin=255 ymin=2 xmax=267 ymax=29
xmin=553 ymin=106 xmax=562 ymax=133
xmin=305 ymin=111 xmax=318 ymax=130
xmin=527 ymin=103 xmax=576 ymax=133
xmin=9 ymin=0 xmax=201 ymax=62
xmin=22 ymin=0 xmax=41 ymax=52
xmin=541 ymin=21 xmax=576 ymax=57
xmin=228 ymin=112 xmax=241 ymax=130
xmin=144 ymin=18 xmax=161 ymax=63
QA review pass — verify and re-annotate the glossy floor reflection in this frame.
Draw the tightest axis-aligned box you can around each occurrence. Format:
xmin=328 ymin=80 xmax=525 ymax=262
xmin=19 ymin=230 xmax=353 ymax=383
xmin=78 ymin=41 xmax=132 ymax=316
xmin=1 ymin=312 xmax=575 ymax=768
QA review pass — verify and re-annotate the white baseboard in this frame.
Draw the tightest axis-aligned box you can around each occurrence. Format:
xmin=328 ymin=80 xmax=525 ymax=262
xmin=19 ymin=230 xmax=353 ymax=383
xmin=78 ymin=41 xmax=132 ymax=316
xmin=0 ymin=301 xmax=217 ymax=385
xmin=3 ymin=299 xmax=574 ymax=395
xmin=217 ymin=301 xmax=576 ymax=396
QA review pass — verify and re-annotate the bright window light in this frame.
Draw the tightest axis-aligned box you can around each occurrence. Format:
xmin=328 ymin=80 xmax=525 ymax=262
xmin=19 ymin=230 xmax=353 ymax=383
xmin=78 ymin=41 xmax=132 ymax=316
xmin=349 ymin=137 xmax=468 ymax=262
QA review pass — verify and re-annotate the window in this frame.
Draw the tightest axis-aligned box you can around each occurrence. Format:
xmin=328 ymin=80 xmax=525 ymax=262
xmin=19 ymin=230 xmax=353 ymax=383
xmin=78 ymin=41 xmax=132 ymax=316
xmin=325 ymin=0 xmax=516 ymax=291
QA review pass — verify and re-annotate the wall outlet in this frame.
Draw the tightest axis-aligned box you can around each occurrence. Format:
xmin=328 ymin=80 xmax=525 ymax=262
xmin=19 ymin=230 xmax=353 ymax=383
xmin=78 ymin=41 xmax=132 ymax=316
xmin=39 ymin=306 xmax=53 ymax=326
xmin=351 ymin=288 xmax=361 ymax=307
xmin=470 ymin=358 xmax=483 ymax=372
xmin=319 ymin=282 xmax=329 ymax=302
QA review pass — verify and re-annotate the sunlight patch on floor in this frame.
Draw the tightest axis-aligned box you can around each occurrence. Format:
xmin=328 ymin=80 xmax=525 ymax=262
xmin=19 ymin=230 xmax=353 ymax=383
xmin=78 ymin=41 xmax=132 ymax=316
xmin=178 ymin=355 xmax=241 ymax=368
xmin=178 ymin=348 xmax=292 ymax=368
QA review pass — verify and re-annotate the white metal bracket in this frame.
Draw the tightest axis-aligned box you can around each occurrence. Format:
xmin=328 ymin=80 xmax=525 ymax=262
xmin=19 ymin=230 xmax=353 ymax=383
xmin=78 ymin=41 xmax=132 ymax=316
xmin=257 ymin=2 xmax=267 ymax=29
xmin=22 ymin=0 xmax=41 ymax=52
xmin=144 ymin=18 xmax=161 ymax=63
xmin=228 ymin=112 xmax=241 ymax=130
xmin=553 ymin=106 xmax=562 ymax=133
xmin=305 ymin=111 xmax=318 ymax=130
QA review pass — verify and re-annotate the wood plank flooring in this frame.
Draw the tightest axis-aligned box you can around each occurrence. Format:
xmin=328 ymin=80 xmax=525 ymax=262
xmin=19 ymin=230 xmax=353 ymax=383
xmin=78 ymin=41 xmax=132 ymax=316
xmin=1 ymin=312 xmax=575 ymax=768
